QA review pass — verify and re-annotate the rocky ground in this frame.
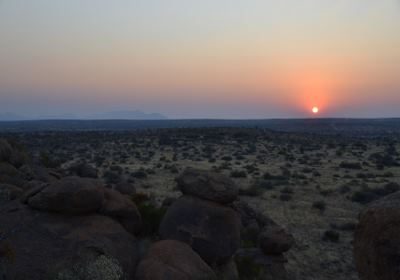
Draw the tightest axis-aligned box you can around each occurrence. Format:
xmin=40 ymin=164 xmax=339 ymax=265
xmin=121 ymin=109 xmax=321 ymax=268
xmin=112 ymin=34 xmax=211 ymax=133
xmin=0 ymin=127 xmax=399 ymax=279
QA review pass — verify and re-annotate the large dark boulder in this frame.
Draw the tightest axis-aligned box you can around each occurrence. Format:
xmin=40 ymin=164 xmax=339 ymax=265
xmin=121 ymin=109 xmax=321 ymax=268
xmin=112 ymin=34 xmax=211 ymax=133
xmin=354 ymin=191 xmax=400 ymax=280
xmin=135 ymin=240 xmax=217 ymax=280
xmin=27 ymin=176 xmax=104 ymax=214
xmin=176 ymin=168 xmax=238 ymax=204
xmin=0 ymin=202 xmax=139 ymax=280
xmin=232 ymin=200 xmax=289 ymax=247
xmin=159 ymin=195 xmax=241 ymax=265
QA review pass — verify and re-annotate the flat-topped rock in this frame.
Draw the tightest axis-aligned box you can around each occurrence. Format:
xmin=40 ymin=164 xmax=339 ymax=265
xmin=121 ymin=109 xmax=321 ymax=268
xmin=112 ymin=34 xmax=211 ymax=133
xmin=176 ymin=168 xmax=238 ymax=204
xmin=27 ymin=176 xmax=104 ymax=214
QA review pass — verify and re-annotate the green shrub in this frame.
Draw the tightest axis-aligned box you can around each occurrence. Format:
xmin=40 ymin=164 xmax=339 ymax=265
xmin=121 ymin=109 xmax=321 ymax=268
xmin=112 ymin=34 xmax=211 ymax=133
xmin=136 ymin=202 xmax=167 ymax=237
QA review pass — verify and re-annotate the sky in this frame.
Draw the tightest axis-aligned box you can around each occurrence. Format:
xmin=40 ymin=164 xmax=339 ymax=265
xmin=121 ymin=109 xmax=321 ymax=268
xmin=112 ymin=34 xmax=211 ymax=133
xmin=1 ymin=0 xmax=400 ymax=119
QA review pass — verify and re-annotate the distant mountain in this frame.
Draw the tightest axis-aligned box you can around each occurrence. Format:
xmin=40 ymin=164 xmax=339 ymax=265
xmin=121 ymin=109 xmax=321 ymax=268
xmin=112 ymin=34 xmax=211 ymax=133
xmin=87 ymin=110 xmax=167 ymax=120
xmin=36 ymin=114 xmax=80 ymax=120
xmin=0 ymin=112 xmax=26 ymax=121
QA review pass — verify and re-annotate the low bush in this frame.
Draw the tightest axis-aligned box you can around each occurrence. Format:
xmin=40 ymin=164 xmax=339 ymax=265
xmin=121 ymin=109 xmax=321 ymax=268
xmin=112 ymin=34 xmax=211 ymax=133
xmin=230 ymin=170 xmax=247 ymax=178
xmin=322 ymin=230 xmax=340 ymax=242
xmin=339 ymin=161 xmax=362 ymax=169
xmin=312 ymin=200 xmax=326 ymax=213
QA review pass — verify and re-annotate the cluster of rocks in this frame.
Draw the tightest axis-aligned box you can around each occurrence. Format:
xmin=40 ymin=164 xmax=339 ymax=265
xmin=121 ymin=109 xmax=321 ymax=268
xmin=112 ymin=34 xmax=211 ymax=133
xmin=136 ymin=167 xmax=295 ymax=280
xmin=0 ymin=138 xmax=295 ymax=279
xmin=0 ymin=139 xmax=141 ymax=279
xmin=0 ymin=175 xmax=142 ymax=280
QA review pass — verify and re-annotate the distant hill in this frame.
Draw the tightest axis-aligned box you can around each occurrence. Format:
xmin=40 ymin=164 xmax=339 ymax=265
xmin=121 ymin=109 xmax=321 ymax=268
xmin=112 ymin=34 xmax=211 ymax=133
xmin=36 ymin=114 xmax=80 ymax=120
xmin=86 ymin=110 xmax=167 ymax=120
xmin=0 ymin=110 xmax=167 ymax=121
xmin=1 ymin=118 xmax=400 ymax=137
xmin=0 ymin=112 xmax=25 ymax=121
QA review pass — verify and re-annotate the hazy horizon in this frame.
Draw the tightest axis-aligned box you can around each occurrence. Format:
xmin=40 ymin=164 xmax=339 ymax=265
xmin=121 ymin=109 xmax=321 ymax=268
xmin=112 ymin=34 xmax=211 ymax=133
xmin=1 ymin=0 xmax=400 ymax=119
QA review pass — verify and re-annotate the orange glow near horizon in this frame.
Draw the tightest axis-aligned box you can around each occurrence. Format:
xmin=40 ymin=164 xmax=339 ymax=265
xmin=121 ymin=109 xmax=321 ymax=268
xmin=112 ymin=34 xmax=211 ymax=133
xmin=1 ymin=1 xmax=400 ymax=118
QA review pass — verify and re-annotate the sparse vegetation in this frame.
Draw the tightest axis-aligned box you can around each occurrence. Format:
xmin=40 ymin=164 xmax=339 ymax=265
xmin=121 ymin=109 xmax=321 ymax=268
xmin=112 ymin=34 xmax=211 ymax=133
xmin=1 ymin=122 xmax=399 ymax=280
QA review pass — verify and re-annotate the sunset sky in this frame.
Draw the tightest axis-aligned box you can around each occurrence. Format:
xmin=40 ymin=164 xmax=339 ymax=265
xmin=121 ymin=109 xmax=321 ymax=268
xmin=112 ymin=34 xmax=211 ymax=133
xmin=1 ymin=0 xmax=400 ymax=118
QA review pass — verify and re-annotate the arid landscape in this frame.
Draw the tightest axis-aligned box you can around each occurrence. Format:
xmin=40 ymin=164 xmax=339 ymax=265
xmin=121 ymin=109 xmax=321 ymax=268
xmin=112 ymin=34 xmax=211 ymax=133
xmin=2 ymin=1 xmax=400 ymax=279
xmin=1 ymin=120 xmax=399 ymax=279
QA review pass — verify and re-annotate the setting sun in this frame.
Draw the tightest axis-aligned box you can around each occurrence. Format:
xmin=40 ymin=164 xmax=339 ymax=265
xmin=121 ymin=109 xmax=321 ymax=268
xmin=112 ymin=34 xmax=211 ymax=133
xmin=312 ymin=107 xmax=319 ymax=114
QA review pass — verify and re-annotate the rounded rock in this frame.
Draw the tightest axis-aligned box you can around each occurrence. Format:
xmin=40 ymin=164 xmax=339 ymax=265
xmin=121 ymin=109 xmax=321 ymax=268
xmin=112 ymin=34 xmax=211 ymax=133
xmin=159 ymin=195 xmax=241 ymax=265
xmin=27 ymin=176 xmax=104 ymax=214
xmin=258 ymin=225 xmax=294 ymax=255
xmin=135 ymin=240 xmax=217 ymax=280
xmin=354 ymin=191 xmax=400 ymax=280
xmin=176 ymin=168 xmax=238 ymax=204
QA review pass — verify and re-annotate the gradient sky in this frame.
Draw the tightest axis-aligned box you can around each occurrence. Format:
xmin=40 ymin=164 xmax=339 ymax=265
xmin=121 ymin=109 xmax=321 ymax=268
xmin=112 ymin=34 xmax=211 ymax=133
xmin=1 ymin=0 xmax=400 ymax=118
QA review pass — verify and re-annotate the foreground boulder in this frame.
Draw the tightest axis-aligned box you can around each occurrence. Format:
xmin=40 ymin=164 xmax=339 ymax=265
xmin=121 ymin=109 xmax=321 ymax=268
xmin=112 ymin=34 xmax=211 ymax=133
xmin=25 ymin=176 xmax=142 ymax=235
xmin=27 ymin=176 xmax=104 ymax=214
xmin=159 ymin=195 xmax=241 ymax=265
xmin=232 ymin=200 xmax=293 ymax=279
xmin=135 ymin=240 xmax=217 ymax=280
xmin=176 ymin=168 xmax=238 ymax=204
xmin=354 ymin=191 xmax=400 ymax=280
xmin=0 ymin=202 xmax=139 ymax=280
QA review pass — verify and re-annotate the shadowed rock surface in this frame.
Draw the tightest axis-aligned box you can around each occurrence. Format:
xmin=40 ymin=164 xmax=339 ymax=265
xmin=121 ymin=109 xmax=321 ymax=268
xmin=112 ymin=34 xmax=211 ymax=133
xmin=354 ymin=191 xmax=400 ymax=280
xmin=27 ymin=176 xmax=105 ymax=214
xmin=0 ymin=202 xmax=139 ymax=280
xmin=135 ymin=240 xmax=217 ymax=280
xmin=100 ymin=188 xmax=142 ymax=235
xmin=258 ymin=225 xmax=295 ymax=255
xmin=159 ymin=195 xmax=241 ymax=265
